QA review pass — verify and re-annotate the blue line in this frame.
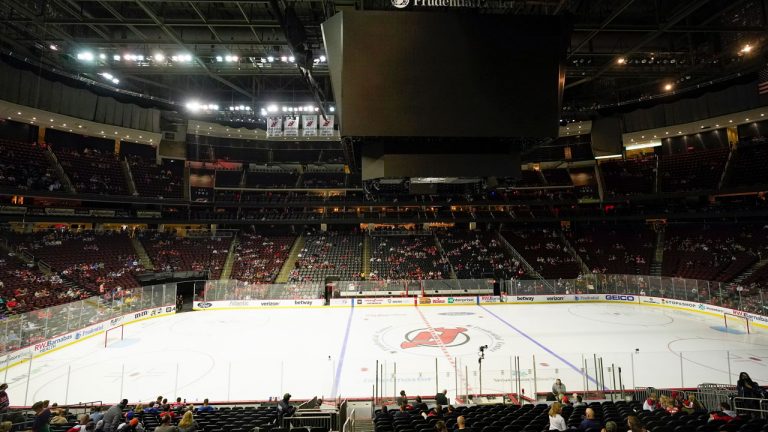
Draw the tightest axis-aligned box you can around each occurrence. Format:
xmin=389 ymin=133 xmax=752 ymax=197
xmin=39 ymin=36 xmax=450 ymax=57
xmin=331 ymin=300 xmax=355 ymax=398
xmin=479 ymin=305 xmax=603 ymax=389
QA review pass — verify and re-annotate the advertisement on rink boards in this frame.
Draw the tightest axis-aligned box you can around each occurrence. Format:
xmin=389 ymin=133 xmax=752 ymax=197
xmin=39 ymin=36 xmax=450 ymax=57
xmin=193 ymin=299 xmax=325 ymax=310
xmin=637 ymin=296 xmax=768 ymax=328
xmin=0 ymin=305 xmax=176 ymax=368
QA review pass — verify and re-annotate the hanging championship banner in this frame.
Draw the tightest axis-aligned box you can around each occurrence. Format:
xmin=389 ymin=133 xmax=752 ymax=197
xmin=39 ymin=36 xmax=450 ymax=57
xmin=319 ymin=115 xmax=335 ymax=137
xmin=283 ymin=116 xmax=299 ymax=137
xmin=302 ymin=115 xmax=318 ymax=137
xmin=267 ymin=116 xmax=283 ymax=137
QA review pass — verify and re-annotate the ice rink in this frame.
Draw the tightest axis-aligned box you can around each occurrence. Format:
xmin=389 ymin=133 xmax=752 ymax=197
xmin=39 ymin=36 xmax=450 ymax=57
xmin=5 ymin=302 xmax=768 ymax=406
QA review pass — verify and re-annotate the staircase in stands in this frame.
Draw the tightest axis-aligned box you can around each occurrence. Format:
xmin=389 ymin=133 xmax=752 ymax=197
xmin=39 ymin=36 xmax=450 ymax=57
xmin=356 ymin=418 xmax=374 ymax=432
xmin=44 ymin=148 xmax=75 ymax=193
xmin=275 ymin=234 xmax=305 ymax=283
xmin=130 ymin=236 xmax=154 ymax=270
xmin=362 ymin=234 xmax=372 ymax=277
xmin=220 ymin=236 xmax=240 ymax=280
xmin=731 ymin=257 xmax=768 ymax=285
xmin=121 ymin=158 xmax=138 ymax=196
xmin=650 ymin=229 xmax=665 ymax=276
xmin=433 ymin=233 xmax=458 ymax=279
xmin=558 ymin=230 xmax=590 ymax=274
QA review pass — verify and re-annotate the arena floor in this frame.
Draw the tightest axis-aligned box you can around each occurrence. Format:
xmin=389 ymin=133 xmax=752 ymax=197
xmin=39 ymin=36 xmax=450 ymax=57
xmin=5 ymin=302 xmax=768 ymax=406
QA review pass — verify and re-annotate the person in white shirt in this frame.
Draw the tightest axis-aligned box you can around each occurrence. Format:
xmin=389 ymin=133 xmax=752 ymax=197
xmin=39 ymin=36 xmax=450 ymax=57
xmin=548 ymin=402 xmax=567 ymax=431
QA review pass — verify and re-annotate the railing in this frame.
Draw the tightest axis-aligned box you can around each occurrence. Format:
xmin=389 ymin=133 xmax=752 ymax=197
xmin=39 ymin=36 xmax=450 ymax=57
xmin=734 ymin=397 xmax=768 ymax=418
xmin=0 ymin=283 xmax=177 ymax=358
xmin=195 ymin=279 xmax=324 ymax=301
xmin=506 ymin=274 xmax=765 ymax=315
xmin=334 ymin=279 xmax=495 ymax=297
xmin=342 ymin=408 xmax=355 ymax=432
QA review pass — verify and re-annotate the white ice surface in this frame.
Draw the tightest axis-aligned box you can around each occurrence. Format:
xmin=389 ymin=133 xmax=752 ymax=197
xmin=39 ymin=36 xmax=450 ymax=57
xmin=5 ymin=303 xmax=768 ymax=405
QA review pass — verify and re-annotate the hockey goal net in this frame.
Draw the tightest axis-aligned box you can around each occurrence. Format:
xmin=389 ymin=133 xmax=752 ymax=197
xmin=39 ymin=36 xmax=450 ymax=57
xmin=724 ymin=313 xmax=750 ymax=334
xmin=105 ymin=325 xmax=124 ymax=347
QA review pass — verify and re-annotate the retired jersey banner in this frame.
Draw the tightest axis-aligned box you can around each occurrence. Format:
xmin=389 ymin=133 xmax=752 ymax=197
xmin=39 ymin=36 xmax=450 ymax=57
xmin=319 ymin=115 xmax=335 ymax=137
xmin=302 ymin=115 xmax=318 ymax=137
xmin=283 ymin=116 xmax=299 ymax=137
xmin=267 ymin=116 xmax=283 ymax=137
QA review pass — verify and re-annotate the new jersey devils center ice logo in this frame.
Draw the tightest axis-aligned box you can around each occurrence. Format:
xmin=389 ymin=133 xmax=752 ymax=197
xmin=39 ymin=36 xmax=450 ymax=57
xmin=401 ymin=327 xmax=469 ymax=349
xmin=392 ymin=0 xmax=409 ymax=8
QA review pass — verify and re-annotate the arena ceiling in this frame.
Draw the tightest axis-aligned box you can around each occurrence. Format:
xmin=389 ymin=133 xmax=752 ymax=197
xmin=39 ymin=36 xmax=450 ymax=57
xmin=0 ymin=0 xmax=766 ymax=120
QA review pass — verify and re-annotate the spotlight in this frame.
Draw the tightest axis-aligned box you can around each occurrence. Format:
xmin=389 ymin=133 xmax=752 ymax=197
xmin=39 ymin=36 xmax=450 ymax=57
xmin=49 ymin=44 xmax=58 ymax=51
xmin=320 ymin=55 xmax=326 ymax=62
xmin=154 ymin=53 xmax=165 ymax=62
xmin=99 ymin=53 xmax=107 ymax=60
xmin=185 ymin=101 xmax=200 ymax=112
xmin=288 ymin=56 xmax=295 ymax=63
xmin=76 ymin=52 xmax=94 ymax=61
xmin=267 ymin=56 xmax=274 ymax=62
xmin=267 ymin=105 xmax=278 ymax=112
xmin=281 ymin=56 xmax=288 ymax=62
xmin=741 ymin=44 xmax=753 ymax=53
xmin=329 ymin=106 xmax=335 ymax=112
xmin=616 ymin=57 xmax=626 ymax=65
xmin=113 ymin=55 xmax=121 ymax=61
xmin=216 ymin=56 xmax=223 ymax=62
xmin=664 ymin=83 xmax=673 ymax=91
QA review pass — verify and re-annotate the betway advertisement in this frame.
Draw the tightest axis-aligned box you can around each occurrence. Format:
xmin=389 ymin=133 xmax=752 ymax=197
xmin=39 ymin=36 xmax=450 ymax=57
xmin=193 ymin=299 xmax=325 ymax=310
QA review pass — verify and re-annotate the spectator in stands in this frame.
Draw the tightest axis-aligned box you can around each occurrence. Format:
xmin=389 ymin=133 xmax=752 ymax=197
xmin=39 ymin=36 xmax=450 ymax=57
xmin=719 ymin=402 xmax=737 ymax=418
xmin=103 ymin=399 xmax=128 ymax=432
xmin=396 ymin=390 xmax=408 ymax=407
xmin=117 ymin=418 xmax=143 ymax=432
xmin=602 ymin=421 xmax=617 ymax=432
xmin=126 ymin=404 xmax=144 ymax=423
xmin=573 ymin=395 xmax=586 ymax=408
xmin=153 ymin=414 xmax=178 ymax=432
xmin=552 ymin=379 xmax=566 ymax=396
xmin=177 ymin=411 xmax=198 ymax=432
xmin=413 ymin=396 xmax=428 ymax=413
xmin=51 ymin=408 xmax=69 ymax=424
xmin=548 ymin=402 xmax=567 ymax=431
xmin=90 ymin=406 xmax=104 ymax=423
xmin=578 ymin=408 xmax=602 ymax=431
xmin=0 ymin=421 xmax=11 ymax=432
xmin=434 ymin=421 xmax=447 ymax=432
xmin=642 ymin=393 xmax=660 ymax=411
xmin=196 ymin=399 xmax=214 ymax=413
xmin=0 ymin=383 xmax=8 ymax=413
xmin=435 ymin=389 xmax=448 ymax=406
xmin=626 ymin=416 xmax=645 ymax=432
xmin=277 ymin=393 xmax=296 ymax=425
xmin=455 ymin=416 xmax=466 ymax=432
xmin=66 ymin=415 xmax=91 ymax=432
xmin=428 ymin=405 xmax=444 ymax=419
xmin=31 ymin=401 xmax=51 ymax=432
xmin=737 ymin=372 xmax=764 ymax=398
xmin=394 ymin=405 xmax=409 ymax=419
xmin=682 ymin=395 xmax=705 ymax=414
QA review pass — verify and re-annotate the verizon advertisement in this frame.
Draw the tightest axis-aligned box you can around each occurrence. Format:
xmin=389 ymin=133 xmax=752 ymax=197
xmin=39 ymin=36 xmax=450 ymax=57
xmin=193 ymin=299 xmax=325 ymax=310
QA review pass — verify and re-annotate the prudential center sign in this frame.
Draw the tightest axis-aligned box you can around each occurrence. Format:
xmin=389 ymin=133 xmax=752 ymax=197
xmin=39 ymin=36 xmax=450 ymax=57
xmin=392 ymin=0 xmax=516 ymax=8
